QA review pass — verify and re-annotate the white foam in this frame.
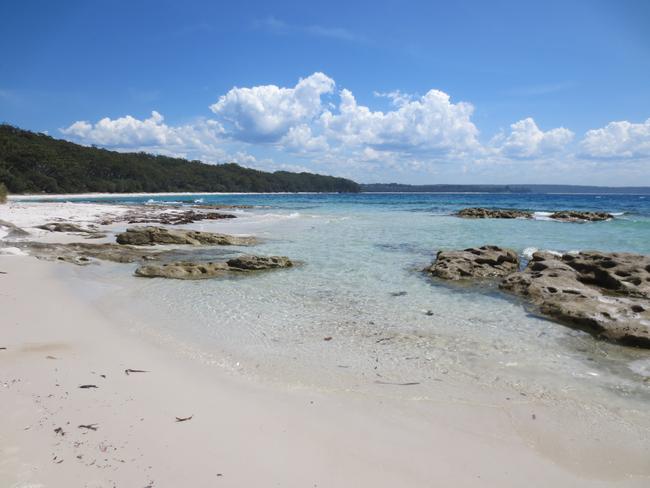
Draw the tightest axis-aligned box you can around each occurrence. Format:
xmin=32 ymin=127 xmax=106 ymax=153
xmin=532 ymin=211 xmax=554 ymax=221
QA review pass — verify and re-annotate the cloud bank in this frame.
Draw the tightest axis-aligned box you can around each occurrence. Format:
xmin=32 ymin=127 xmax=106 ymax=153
xmin=60 ymin=72 xmax=650 ymax=183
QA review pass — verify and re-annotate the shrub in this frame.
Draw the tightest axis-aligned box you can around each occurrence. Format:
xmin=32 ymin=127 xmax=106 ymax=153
xmin=0 ymin=182 xmax=7 ymax=203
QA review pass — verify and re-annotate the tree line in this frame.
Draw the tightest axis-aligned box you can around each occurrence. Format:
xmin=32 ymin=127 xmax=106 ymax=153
xmin=0 ymin=124 xmax=360 ymax=194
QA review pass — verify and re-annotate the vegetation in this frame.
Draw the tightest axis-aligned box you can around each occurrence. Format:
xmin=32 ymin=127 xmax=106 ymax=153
xmin=0 ymin=182 xmax=6 ymax=203
xmin=0 ymin=124 xmax=360 ymax=194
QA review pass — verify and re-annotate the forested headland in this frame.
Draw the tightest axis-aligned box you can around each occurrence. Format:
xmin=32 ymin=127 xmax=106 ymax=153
xmin=0 ymin=124 xmax=360 ymax=194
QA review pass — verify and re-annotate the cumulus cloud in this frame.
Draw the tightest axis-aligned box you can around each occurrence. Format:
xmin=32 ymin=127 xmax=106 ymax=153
xmin=580 ymin=118 xmax=650 ymax=159
xmin=320 ymin=88 xmax=479 ymax=156
xmin=58 ymin=73 xmax=650 ymax=184
xmin=209 ymin=72 xmax=335 ymax=143
xmin=494 ymin=117 xmax=574 ymax=158
xmin=61 ymin=111 xmax=224 ymax=152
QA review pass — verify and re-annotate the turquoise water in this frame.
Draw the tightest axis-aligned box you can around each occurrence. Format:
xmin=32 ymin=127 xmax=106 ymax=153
xmin=82 ymin=193 xmax=650 ymax=412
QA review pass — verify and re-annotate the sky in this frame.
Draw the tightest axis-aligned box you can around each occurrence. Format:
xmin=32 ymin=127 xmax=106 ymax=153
xmin=1 ymin=0 xmax=649 ymax=185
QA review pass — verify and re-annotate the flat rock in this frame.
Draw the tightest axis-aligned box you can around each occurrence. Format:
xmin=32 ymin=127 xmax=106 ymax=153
xmin=549 ymin=211 xmax=613 ymax=222
xmin=500 ymin=251 xmax=650 ymax=347
xmin=18 ymin=241 xmax=167 ymax=264
xmin=135 ymin=255 xmax=293 ymax=279
xmin=456 ymin=208 xmax=532 ymax=219
xmin=116 ymin=226 xmax=256 ymax=246
xmin=426 ymin=245 xmax=520 ymax=280
xmin=227 ymin=255 xmax=293 ymax=270
xmin=37 ymin=222 xmax=92 ymax=233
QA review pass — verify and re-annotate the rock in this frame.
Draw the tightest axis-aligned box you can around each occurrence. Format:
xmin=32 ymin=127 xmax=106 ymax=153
xmin=227 ymin=255 xmax=293 ymax=270
xmin=135 ymin=255 xmax=293 ymax=279
xmin=37 ymin=222 xmax=90 ymax=233
xmin=456 ymin=208 xmax=532 ymax=219
xmin=548 ymin=211 xmax=613 ymax=222
xmin=135 ymin=261 xmax=230 ymax=279
xmin=17 ymin=241 xmax=170 ymax=264
xmin=426 ymin=245 xmax=520 ymax=280
xmin=115 ymin=226 xmax=256 ymax=246
xmin=500 ymin=251 xmax=650 ymax=347
xmin=126 ymin=210 xmax=237 ymax=225
xmin=0 ymin=219 xmax=30 ymax=238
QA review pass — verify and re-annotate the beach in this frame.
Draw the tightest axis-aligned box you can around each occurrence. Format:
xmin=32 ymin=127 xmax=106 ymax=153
xmin=1 ymin=196 xmax=650 ymax=487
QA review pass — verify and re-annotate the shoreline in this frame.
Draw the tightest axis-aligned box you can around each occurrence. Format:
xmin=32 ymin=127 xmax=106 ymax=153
xmin=2 ymin=256 xmax=649 ymax=487
xmin=1 ymin=199 xmax=649 ymax=486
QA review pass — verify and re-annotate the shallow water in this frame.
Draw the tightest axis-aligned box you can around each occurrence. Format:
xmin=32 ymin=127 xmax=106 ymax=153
xmin=66 ymin=193 xmax=650 ymax=419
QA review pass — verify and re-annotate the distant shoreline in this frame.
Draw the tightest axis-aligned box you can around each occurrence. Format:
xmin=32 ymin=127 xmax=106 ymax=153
xmin=8 ymin=190 xmax=650 ymax=200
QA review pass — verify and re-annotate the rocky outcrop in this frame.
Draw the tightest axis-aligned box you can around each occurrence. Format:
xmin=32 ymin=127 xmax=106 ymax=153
xmin=500 ymin=251 xmax=650 ymax=347
xmin=548 ymin=211 xmax=613 ymax=222
xmin=135 ymin=255 xmax=293 ymax=279
xmin=125 ymin=210 xmax=236 ymax=225
xmin=100 ymin=207 xmax=244 ymax=226
xmin=456 ymin=208 xmax=532 ymax=219
xmin=17 ymin=241 xmax=168 ymax=264
xmin=426 ymin=246 xmax=520 ymax=280
xmin=115 ymin=226 xmax=256 ymax=246
xmin=37 ymin=222 xmax=93 ymax=233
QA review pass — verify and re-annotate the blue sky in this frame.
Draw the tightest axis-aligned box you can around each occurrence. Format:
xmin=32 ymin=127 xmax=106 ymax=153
xmin=1 ymin=0 xmax=649 ymax=185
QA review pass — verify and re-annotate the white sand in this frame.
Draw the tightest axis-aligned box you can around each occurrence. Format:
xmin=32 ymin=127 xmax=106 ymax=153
xmin=1 ymin=201 xmax=649 ymax=487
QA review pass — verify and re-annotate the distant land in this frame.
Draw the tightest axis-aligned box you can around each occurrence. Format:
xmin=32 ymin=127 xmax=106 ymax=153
xmin=360 ymin=183 xmax=650 ymax=195
xmin=0 ymin=125 xmax=360 ymax=194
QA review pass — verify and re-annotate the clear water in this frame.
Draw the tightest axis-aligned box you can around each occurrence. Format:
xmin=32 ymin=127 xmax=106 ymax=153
xmin=74 ymin=193 xmax=650 ymax=413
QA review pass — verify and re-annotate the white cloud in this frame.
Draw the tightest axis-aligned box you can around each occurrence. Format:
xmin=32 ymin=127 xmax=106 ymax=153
xmin=61 ymin=111 xmax=224 ymax=153
xmin=209 ymin=72 xmax=335 ymax=143
xmin=320 ymin=88 xmax=479 ymax=156
xmin=280 ymin=124 xmax=329 ymax=153
xmin=580 ymin=118 xmax=650 ymax=159
xmin=494 ymin=117 xmax=574 ymax=158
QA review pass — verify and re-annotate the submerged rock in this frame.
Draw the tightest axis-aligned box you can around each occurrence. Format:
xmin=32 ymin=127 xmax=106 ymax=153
xmin=126 ymin=210 xmax=237 ymax=225
xmin=115 ymin=226 xmax=256 ymax=246
xmin=456 ymin=208 xmax=532 ymax=219
xmin=426 ymin=245 xmax=519 ymax=280
xmin=135 ymin=255 xmax=293 ymax=279
xmin=500 ymin=251 xmax=650 ymax=347
xmin=548 ymin=211 xmax=613 ymax=222
xmin=227 ymin=255 xmax=293 ymax=270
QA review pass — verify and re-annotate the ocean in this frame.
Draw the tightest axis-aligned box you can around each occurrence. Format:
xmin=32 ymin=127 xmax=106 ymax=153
xmin=65 ymin=192 xmax=650 ymax=415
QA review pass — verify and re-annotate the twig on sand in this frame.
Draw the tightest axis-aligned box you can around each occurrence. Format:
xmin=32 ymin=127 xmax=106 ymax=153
xmin=175 ymin=415 xmax=193 ymax=422
xmin=0 ymin=347 xmax=6 ymax=350
xmin=0 ymin=271 xmax=7 ymax=274
xmin=125 ymin=369 xmax=149 ymax=375
xmin=78 ymin=424 xmax=99 ymax=431
xmin=374 ymin=380 xmax=420 ymax=386
xmin=78 ymin=384 xmax=98 ymax=389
